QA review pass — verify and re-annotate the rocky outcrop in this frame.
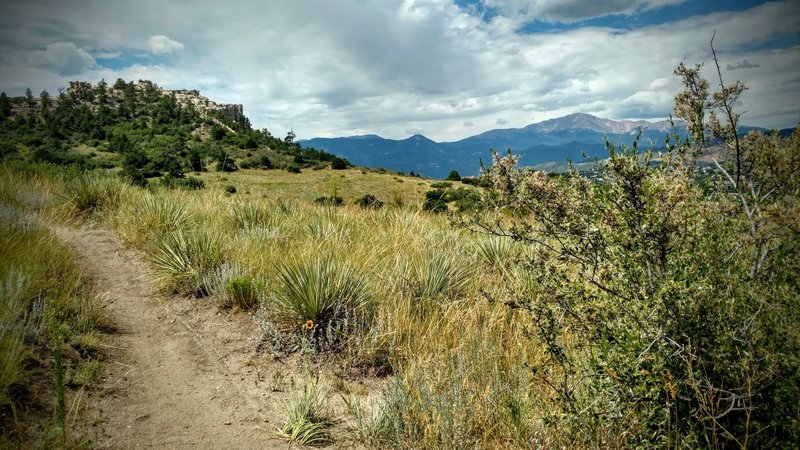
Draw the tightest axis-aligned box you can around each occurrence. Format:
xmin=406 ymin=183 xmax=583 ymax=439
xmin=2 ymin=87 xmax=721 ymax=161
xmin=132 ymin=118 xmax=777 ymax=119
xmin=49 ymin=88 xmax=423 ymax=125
xmin=147 ymin=82 xmax=245 ymax=123
xmin=63 ymin=79 xmax=246 ymax=124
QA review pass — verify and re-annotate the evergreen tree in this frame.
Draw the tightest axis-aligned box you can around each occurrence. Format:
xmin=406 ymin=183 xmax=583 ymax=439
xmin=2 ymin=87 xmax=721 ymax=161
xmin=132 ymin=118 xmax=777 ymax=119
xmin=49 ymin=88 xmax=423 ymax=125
xmin=0 ymin=92 xmax=10 ymax=121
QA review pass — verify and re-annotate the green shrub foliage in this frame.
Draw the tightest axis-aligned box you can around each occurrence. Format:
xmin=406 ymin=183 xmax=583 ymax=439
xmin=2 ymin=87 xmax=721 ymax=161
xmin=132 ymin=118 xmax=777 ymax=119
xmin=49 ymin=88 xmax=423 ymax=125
xmin=461 ymin=65 xmax=800 ymax=446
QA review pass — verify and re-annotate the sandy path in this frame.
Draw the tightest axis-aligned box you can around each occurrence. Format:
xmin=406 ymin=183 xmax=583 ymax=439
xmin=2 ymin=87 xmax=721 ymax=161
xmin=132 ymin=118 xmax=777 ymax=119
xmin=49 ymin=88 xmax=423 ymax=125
xmin=56 ymin=228 xmax=287 ymax=449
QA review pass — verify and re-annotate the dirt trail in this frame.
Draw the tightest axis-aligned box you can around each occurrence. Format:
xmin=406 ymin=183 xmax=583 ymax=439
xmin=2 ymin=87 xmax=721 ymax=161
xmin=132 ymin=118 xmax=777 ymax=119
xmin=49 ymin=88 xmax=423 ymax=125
xmin=56 ymin=227 xmax=287 ymax=449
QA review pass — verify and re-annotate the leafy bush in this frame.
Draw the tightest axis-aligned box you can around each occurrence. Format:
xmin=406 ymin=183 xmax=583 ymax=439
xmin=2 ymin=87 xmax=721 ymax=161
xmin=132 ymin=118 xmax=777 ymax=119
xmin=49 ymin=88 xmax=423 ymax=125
xmin=446 ymin=170 xmax=461 ymax=181
xmin=330 ymin=158 xmax=348 ymax=170
xmin=422 ymin=188 xmax=448 ymax=213
xmin=286 ymin=163 xmax=301 ymax=173
xmin=467 ymin=128 xmax=800 ymax=447
xmin=223 ymin=184 xmax=237 ymax=194
xmin=179 ymin=176 xmax=204 ymax=190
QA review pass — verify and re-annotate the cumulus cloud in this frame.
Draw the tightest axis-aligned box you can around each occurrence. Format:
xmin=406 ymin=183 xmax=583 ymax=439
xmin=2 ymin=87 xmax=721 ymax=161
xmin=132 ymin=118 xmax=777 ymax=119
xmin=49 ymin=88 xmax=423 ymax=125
xmin=727 ymin=59 xmax=760 ymax=70
xmin=147 ymin=35 xmax=184 ymax=54
xmin=33 ymin=42 xmax=95 ymax=75
xmin=0 ymin=0 xmax=796 ymax=140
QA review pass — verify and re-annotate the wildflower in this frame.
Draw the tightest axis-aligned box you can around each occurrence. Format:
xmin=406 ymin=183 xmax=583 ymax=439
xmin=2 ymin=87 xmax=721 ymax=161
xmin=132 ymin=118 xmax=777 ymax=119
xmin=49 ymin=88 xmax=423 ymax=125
xmin=305 ymin=319 xmax=315 ymax=330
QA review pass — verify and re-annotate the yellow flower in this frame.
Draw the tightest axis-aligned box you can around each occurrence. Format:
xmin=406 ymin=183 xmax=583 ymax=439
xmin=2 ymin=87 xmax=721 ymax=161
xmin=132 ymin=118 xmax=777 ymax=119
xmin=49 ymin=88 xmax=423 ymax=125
xmin=305 ymin=319 xmax=315 ymax=330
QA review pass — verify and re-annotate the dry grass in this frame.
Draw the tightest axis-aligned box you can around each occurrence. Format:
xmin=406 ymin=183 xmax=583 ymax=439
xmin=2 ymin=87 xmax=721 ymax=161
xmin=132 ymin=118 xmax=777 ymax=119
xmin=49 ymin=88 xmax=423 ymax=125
xmin=4 ymin=166 xmax=556 ymax=448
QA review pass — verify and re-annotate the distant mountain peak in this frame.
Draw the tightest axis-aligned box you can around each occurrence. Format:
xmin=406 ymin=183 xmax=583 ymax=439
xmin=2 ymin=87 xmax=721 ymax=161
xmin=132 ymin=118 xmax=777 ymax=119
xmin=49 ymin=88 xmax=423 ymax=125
xmin=406 ymin=134 xmax=435 ymax=143
xmin=531 ymin=112 xmax=675 ymax=134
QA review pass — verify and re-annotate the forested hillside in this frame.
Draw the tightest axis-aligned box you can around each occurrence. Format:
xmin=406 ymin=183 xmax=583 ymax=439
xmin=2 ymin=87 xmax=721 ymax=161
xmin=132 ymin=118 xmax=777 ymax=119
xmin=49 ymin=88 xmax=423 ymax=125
xmin=0 ymin=79 xmax=350 ymax=186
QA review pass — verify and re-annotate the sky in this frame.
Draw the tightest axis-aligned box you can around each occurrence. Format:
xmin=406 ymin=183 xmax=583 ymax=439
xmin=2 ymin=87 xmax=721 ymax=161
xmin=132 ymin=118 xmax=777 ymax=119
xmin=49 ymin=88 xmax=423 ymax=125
xmin=0 ymin=0 xmax=798 ymax=141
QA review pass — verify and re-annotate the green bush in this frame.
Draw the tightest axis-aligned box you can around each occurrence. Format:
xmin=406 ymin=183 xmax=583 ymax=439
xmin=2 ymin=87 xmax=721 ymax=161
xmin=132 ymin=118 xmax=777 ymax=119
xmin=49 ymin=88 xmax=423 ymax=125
xmin=226 ymin=277 xmax=258 ymax=310
xmin=279 ymin=381 xmax=333 ymax=446
xmin=62 ymin=172 xmax=125 ymax=217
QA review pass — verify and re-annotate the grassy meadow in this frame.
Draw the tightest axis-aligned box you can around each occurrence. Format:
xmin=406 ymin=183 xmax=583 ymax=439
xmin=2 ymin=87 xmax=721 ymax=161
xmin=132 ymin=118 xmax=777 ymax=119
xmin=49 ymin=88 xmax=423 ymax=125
xmin=0 ymin=165 xmax=553 ymax=448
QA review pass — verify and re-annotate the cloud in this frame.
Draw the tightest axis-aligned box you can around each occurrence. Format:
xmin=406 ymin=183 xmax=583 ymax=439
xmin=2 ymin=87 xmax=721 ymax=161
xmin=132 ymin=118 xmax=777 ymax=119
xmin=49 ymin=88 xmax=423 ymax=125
xmin=0 ymin=0 xmax=796 ymax=141
xmin=482 ymin=0 xmax=688 ymax=23
xmin=727 ymin=59 xmax=760 ymax=71
xmin=147 ymin=35 xmax=184 ymax=54
xmin=31 ymin=42 xmax=96 ymax=76
xmin=463 ymin=120 xmax=474 ymax=127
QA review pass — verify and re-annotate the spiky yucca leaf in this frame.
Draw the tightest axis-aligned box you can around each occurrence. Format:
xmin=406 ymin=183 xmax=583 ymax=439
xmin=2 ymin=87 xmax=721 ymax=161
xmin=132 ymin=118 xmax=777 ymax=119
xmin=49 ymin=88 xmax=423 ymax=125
xmin=278 ymin=382 xmax=333 ymax=447
xmin=271 ymin=257 xmax=370 ymax=334
xmin=148 ymin=230 xmax=225 ymax=295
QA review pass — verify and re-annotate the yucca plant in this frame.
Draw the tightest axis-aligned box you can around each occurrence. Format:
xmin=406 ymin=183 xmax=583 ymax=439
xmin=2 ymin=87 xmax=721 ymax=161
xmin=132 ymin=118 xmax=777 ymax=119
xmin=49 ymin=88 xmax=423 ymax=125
xmin=148 ymin=230 xmax=226 ymax=295
xmin=231 ymin=202 xmax=272 ymax=230
xmin=62 ymin=173 xmax=123 ymax=217
xmin=414 ymin=252 xmax=473 ymax=300
xmin=278 ymin=381 xmax=333 ymax=447
xmin=271 ymin=256 xmax=370 ymax=346
xmin=475 ymin=236 xmax=515 ymax=271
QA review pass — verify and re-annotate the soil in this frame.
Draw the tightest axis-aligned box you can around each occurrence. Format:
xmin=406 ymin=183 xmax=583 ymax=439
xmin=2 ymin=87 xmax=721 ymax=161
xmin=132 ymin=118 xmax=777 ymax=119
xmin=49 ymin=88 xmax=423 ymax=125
xmin=54 ymin=227 xmax=293 ymax=449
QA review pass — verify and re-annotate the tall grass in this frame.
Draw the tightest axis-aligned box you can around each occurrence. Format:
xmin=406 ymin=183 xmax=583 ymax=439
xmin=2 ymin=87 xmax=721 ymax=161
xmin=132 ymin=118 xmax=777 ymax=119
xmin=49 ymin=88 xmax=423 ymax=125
xmin=3 ymin=165 xmax=567 ymax=447
xmin=0 ymin=271 xmax=30 ymax=414
xmin=0 ymin=182 xmax=103 ymax=444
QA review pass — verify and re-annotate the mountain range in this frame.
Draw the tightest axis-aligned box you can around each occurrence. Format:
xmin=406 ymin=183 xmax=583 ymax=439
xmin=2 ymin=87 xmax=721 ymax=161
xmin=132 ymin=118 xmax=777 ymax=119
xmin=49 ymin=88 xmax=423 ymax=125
xmin=302 ymin=113 xmax=786 ymax=179
xmin=301 ymin=113 xmax=690 ymax=179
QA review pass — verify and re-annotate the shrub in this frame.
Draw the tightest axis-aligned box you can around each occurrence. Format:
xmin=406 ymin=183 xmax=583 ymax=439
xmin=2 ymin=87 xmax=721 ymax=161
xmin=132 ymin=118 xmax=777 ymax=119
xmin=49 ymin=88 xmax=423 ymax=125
xmin=224 ymin=185 xmax=237 ymax=194
xmin=422 ymin=188 xmax=448 ymax=213
xmin=62 ymin=172 xmax=125 ymax=217
xmin=179 ymin=176 xmax=204 ymax=190
xmin=475 ymin=236 xmax=514 ymax=270
xmin=446 ymin=170 xmax=461 ymax=181
xmin=355 ymin=194 xmax=384 ymax=209
xmin=231 ymin=202 xmax=271 ymax=229
xmin=226 ymin=277 xmax=258 ymax=310
xmin=429 ymin=181 xmax=452 ymax=189
xmin=313 ymin=195 xmax=343 ymax=206
xmin=330 ymin=158 xmax=347 ymax=170
xmin=286 ymin=163 xmax=301 ymax=173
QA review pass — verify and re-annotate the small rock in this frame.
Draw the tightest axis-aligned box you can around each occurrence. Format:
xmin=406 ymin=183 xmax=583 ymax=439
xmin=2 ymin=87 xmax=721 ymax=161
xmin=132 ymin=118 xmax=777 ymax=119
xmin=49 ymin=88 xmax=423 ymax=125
xmin=223 ymin=421 xmax=232 ymax=426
